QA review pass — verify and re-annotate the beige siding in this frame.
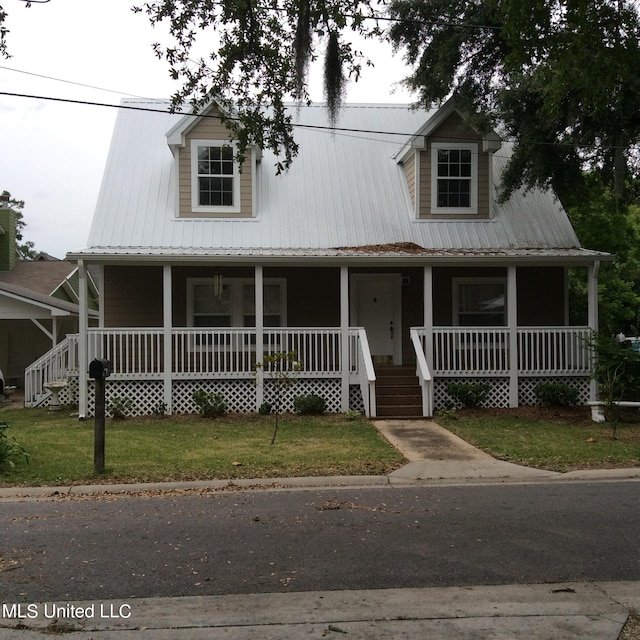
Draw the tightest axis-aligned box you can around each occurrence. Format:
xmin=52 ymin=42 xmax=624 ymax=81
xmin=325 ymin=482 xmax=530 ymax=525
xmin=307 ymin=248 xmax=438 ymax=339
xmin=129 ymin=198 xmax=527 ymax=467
xmin=178 ymin=107 xmax=253 ymax=218
xmin=418 ymin=112 xmax=491 ymax=219
xmin=402 ymin=151 xmax=417 ymax=211
xmin=104 ymin=266 xmax=163 ymax=327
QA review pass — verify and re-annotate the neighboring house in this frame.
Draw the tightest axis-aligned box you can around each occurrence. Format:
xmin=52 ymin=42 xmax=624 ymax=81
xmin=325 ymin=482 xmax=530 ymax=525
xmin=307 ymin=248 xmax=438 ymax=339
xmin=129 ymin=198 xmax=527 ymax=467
xmin=0 ymin=201 xmax=99 ymax=400
xmin=45 ymin=96 xmax=609 ymax=417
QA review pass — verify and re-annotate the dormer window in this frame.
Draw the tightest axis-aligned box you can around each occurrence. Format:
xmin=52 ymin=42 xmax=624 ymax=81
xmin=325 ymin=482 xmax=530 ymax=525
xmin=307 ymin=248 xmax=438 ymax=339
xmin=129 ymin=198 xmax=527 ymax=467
xmin=191 ymin=140 xmax=240 ymax=213
xmin=431 ymin=142 xmax=478 ymax=215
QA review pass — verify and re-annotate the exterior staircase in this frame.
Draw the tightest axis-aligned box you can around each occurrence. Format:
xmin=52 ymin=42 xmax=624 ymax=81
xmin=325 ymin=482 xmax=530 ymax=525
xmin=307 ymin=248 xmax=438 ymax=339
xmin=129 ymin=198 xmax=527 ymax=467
xmin=375 ymin=365 xmax=423 ymax=418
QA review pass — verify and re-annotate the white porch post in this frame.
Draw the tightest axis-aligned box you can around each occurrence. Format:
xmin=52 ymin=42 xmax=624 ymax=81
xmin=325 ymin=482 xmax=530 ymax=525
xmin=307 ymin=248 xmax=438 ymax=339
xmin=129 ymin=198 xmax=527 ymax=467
xmin=423 ymin=266 xmax=433 ymax=372
xmin=340 ymin=266 xmax=350 ymax=412
xmin=78 ymin=259 xmax=88 ymax=419
xmin=163 ymin=265 xmax=173 ymax=414
xmin=588 ymin=260 xmax=601 ymax=402
xmin=255 ymin=265 xmax=264 ymax=411
xmin=507 ymin=265 xmax=518 ymax=407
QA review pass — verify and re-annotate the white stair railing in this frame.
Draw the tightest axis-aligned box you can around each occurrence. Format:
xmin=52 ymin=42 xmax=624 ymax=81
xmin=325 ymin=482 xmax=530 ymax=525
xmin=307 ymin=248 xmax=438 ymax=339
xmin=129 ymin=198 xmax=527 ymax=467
xmin=410 ymin=328 xmax=433 ymax=417
xmin=24 ymin=334 xmax=79 ymax=407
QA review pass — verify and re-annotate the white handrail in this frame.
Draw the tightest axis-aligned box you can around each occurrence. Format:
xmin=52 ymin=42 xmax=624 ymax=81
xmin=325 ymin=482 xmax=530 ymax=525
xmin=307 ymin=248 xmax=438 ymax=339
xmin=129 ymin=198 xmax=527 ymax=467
xmin=353 ymin=328 xmax=376 ymax=417
xmin=410 ymin=328 xmax=433 ymax=417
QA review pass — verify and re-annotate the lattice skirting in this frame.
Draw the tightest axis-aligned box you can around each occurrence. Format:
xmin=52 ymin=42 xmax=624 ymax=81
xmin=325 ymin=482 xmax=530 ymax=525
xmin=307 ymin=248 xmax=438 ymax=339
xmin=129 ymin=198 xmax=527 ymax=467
xmin=434 ymin=376 xmax=591 ymax=410
xmin=82 ymin=378 xmax=360 ymax=417
xmin=518 ymin=377 xmax=591 ymax=406
xmin=434 ymin=377 xmax=510 ymax=410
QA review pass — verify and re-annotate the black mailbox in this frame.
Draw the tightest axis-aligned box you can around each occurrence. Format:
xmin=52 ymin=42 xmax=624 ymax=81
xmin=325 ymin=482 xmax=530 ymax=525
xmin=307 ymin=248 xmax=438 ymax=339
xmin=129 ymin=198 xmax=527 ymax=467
xmin=89 ymin=358 xmax=111 ymax=379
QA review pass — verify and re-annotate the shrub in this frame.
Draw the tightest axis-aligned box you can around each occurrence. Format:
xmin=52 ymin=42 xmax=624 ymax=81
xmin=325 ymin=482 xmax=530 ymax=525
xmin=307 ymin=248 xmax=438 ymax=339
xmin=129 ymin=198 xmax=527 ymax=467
xmin=258 ymin=402 xmax=273 ymax=415
xmin=293 ymin=394 xmax=327 ymax=415
xmin=535 ymin=382 xmax=579 ymax=407
xmin=108 ymin=396 xmax=133 ymax=420
xmin=152 ymin=401 xmax=167 ymax=417
xmin=192 ymin=390 xmax=227 ymax=418
xmin=446 ymin=383 xmax=491 ymax=408
xmin=0 ymin=422 xmax=29 ymax=472
xmin=345 ymin=409 xmax=363 ymax=421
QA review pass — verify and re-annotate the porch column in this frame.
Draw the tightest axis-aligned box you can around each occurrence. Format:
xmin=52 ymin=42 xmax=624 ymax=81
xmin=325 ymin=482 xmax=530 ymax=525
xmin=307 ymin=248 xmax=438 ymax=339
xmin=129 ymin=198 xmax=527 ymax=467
xmin=340 ymin=266 xmax=350 ymax=412
xmin=163 ymin=265 xmax=173 ymax=414
xmin=588 ymin=260 xmax=601 ymax=402
xmin=507 ymin=265 xmax=518 ymax=407
xmin=423 ymin=265 xmax=433 ymax=372
xmin=78 ymin=259 xmax=88 ymax=419
xmin=255 ymin=265 xmax=264 ymax=410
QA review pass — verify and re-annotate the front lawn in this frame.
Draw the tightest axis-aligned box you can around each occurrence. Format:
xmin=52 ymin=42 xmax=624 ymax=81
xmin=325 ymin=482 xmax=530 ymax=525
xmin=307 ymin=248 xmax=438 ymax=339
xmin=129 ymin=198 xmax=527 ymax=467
xmin=438 ymin=406 xmax=640 ymax=471
xmin=0 ymin=409 xmax=405 ymax=486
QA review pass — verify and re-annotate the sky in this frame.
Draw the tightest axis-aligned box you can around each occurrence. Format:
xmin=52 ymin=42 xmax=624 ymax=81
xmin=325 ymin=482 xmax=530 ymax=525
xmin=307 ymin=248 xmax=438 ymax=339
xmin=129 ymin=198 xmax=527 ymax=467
xmin=0 ymin=0 xmax=413 ymax=259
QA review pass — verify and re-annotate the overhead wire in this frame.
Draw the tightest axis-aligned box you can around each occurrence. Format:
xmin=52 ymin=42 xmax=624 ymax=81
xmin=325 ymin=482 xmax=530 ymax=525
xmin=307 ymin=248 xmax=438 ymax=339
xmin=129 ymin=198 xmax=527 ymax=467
xmin=0 ymin=89 xmax=632 ymax=158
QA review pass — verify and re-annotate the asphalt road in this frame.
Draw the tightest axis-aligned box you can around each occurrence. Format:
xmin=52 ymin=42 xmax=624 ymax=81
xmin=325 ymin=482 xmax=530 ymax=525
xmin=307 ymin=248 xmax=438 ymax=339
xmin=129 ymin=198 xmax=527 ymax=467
xmin=2 ymin=482 xmax=639 ymax=602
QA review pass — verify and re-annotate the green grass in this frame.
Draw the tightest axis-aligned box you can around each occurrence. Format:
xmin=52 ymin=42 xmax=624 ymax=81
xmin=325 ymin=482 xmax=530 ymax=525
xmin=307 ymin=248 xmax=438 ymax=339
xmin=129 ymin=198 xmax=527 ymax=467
xmin=438 ymin=407 xmax=640 ymax=472
xmin=0 ymin=409 xmax=405 ymax=486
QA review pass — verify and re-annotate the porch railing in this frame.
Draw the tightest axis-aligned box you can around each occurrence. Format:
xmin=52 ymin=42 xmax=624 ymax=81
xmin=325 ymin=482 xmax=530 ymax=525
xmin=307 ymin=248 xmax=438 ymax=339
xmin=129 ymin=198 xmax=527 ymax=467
xmin=410 ymin=328 xmax=433 ymax=416
xmin=425 ymin=326 xmax=592 ymax=376
xmin=24 ymin=334 xmax=79 ymax=406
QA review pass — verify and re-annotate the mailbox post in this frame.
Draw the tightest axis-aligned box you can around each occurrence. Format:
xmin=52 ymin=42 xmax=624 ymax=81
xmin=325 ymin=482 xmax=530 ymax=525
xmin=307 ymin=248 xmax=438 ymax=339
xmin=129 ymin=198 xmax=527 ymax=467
xmin=89 ymin=358 xmax=111 ymax=474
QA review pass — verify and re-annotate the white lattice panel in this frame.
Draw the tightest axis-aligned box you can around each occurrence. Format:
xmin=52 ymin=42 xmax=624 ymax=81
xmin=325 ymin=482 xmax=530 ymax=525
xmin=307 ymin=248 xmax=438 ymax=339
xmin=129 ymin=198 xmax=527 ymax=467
xmin=350 ymin=385 xmax=364 ymax=412
xmin=263 ymin=378 xmax=342 ymax=413
xmin=434 ymin=377 xmax=510 ymax=410
xmin=173 ymin=379 xmax=256 ymax=414
xmin=86 ymin=380 xmax=164 ymax=417
xmin=519 ymin=377 xmax=590 ymax=406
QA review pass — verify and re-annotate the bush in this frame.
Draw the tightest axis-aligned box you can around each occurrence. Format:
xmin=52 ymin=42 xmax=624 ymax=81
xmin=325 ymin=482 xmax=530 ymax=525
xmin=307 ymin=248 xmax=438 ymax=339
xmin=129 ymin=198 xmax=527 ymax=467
xmin=192 ymin=390 xmax=227 ymax=418
xmin=446 ymin=383 xmax=491 ymax=408
xmin=0 ymin=422 xmax=29 ymax=472
xmin=535 ymin=382 xmax=579 ymax=407
xmin=259 ymin=402 xmax=273 ymax=415
xmin=293 ymin=394 xmax=327 ymax=415
xmin=108 ymin=396 xmax=133 ymax=420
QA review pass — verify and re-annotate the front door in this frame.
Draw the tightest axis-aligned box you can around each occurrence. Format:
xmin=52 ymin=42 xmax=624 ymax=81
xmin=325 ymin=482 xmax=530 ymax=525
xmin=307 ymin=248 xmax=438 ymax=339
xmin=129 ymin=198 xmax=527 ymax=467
xmin=351 ymin=274 xmax=402 ymax=364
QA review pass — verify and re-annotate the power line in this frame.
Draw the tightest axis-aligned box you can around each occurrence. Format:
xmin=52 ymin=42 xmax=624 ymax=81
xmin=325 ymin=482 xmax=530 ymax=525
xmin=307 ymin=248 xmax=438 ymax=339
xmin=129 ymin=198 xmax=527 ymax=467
xmin=0 ymin=89 xmax=633 ymax=155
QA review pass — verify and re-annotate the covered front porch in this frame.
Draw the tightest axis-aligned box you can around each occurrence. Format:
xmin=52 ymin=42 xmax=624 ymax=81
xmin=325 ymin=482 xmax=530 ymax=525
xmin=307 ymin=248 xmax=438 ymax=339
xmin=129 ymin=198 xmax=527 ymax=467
xmin=25 ymin=256 xmax=604 ymax=417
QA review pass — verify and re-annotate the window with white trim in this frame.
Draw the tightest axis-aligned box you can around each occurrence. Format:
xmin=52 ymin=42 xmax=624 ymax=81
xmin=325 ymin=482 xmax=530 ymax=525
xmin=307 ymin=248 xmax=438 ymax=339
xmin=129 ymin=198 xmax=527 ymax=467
xmin=188 ymin=278 xmax=286 ymax=328
xmin=453 ymin=278 xmax=506 ymax=326
xmin=191 ymin=140 xmax=240 ymax=213
xmin=431 ymin=142 xmax=478 ymax=214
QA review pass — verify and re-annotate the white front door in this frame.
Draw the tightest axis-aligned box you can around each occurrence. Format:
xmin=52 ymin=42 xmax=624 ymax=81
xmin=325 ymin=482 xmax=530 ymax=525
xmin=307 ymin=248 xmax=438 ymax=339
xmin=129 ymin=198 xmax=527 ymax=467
xmin=351 ymin=274 xmax=402 ymax=364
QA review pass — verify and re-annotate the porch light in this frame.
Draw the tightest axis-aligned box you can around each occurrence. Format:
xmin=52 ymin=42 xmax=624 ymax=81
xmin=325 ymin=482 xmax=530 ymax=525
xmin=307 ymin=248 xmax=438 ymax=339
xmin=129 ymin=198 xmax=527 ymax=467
xmin=213 ymin=274 xmax=224 ymax=299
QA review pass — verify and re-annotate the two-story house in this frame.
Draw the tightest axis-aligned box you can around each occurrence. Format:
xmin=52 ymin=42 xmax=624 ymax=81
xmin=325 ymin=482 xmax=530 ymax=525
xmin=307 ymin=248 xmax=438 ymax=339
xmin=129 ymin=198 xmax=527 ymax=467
xmin=29 ymin=97 xmax=611 ymax=417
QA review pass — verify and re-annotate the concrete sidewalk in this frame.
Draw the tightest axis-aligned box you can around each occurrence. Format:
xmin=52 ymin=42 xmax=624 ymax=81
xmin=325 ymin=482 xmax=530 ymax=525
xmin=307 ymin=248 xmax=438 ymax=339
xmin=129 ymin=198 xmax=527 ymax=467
xmin=1 ymin=581 xmax=638 ymax=639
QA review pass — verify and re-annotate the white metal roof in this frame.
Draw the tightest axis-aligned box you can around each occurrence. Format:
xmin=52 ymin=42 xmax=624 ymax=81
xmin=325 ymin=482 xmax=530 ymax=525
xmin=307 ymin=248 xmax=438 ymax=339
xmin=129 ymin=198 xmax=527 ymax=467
xmin=76 ymin=100 xmax=600 ymax=263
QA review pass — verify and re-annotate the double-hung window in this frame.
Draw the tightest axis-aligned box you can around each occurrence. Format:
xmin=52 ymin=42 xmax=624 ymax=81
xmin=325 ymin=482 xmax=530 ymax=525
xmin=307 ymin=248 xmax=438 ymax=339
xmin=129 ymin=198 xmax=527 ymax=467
xmin=431 ymin=142 xmax=478 ymax=214
xmin=191 ymin=140 xmax=240 ymax=213
xmin=453 ymin=278 xmax=506 ymax=326
xmin=188 ymin=278 xmax=286 ymax=329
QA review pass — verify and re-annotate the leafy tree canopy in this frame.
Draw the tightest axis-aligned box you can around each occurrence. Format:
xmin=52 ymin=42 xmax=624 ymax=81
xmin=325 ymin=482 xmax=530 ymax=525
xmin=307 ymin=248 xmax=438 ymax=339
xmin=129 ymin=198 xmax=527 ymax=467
xmin=387 ymin=0 xmax=640 ymax=203
xmin=133 ymin=0 xmax=380 ymax=171
xmin=132 ymin=0 xmax=640 ymax=200
xmin=2 ymin=190 xmax=37 ymax=259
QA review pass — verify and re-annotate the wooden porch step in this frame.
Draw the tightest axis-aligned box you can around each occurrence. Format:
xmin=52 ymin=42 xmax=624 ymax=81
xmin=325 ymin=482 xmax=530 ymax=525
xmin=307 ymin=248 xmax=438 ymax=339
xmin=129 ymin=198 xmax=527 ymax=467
xmin=375 ymin=365 xmax=423 ymax=418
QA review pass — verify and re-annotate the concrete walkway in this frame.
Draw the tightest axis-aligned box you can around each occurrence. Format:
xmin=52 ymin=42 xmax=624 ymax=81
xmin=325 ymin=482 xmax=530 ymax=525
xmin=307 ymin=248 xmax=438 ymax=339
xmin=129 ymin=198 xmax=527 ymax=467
xmin=1 ymin=418 xmax=639 ymax=639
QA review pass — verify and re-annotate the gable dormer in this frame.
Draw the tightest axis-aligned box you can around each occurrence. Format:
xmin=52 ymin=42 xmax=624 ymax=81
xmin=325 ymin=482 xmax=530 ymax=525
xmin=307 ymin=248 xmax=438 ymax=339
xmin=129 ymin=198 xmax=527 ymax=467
xmin=397 ymin=100 xmax=501 ymax=220
xmin=167 ymin=104 xmax=256 ymax=218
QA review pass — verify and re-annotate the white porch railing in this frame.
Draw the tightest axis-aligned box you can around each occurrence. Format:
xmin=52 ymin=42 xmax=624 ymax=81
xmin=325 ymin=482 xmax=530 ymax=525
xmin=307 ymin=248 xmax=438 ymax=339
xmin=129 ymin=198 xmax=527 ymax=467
xmin=410 ymin=328 xmax=433 ymax=416
xmin=424 ymin=326 xmax=592 ymax=376
xmin=24 ymin=334 xmax=79 ymax=407
xmin=24 ymin=327 xmax=377 ymax=415
xmin=351 ymin=328 xmax=376 ymax=417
